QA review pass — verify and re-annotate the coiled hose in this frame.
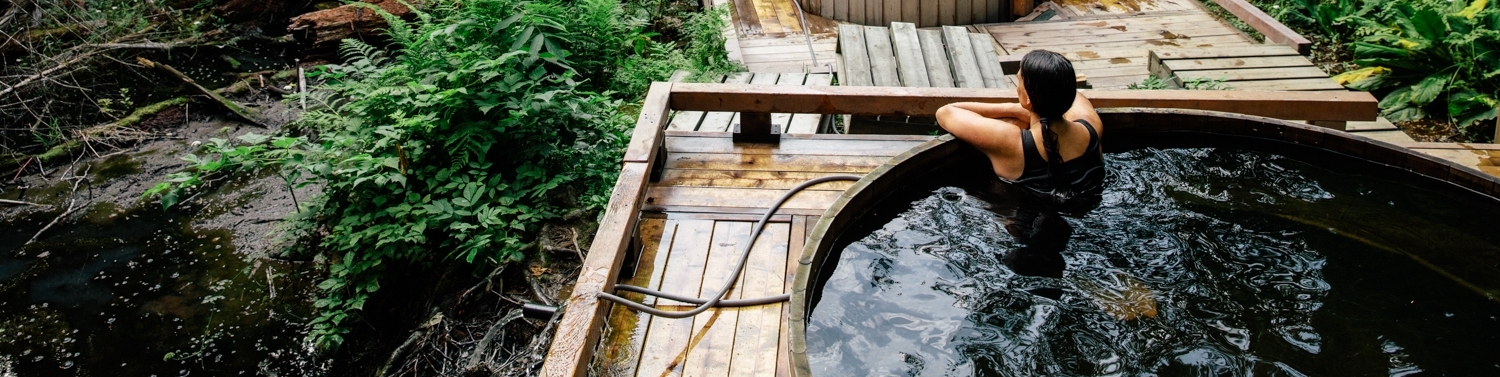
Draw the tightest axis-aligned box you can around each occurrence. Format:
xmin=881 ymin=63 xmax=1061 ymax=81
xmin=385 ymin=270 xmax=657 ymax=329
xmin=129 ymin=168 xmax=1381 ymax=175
xmin=596 ymin=174 xmax=863 ymax=318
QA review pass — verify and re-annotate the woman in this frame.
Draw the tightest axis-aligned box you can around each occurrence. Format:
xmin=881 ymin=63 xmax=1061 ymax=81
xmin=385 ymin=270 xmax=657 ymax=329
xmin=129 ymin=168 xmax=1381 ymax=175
xmin=935 ymin=50 xmax=1105 ymax=216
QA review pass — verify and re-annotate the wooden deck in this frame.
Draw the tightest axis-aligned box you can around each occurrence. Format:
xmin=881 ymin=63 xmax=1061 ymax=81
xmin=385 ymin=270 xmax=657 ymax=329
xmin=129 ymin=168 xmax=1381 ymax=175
xmin=728 ymin=0 xmax=842 ymax=73
xmin=588 ymin=132 xmax=931 ymax=376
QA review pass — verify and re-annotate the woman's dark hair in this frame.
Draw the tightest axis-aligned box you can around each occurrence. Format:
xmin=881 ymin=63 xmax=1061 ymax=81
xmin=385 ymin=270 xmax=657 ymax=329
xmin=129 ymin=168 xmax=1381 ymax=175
xmin=1019 ymin=50 xmax=1077 ymax=190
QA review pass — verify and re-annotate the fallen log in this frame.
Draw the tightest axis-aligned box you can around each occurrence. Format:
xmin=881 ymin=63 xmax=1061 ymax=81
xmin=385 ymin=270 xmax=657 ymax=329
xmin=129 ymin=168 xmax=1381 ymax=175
xmin=137 ymin=57 xmax=269 ymax=128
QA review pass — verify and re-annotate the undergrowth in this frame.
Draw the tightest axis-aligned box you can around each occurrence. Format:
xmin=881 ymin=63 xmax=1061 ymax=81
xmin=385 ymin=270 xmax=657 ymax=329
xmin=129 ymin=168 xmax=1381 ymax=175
xmin=145 ymin=0 xmax=739 ymax=350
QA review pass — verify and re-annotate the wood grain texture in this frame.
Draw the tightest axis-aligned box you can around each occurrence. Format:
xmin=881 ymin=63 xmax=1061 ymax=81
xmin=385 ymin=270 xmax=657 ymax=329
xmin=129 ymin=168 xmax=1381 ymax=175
xmin=646 ymin=186 xmax=848 ymax=212
xmin=623 ymin=82 xmax=673 ymax=163
xmin=788 ymin=73 xmax=834 ymax=134
xmin=1172 ymin=66 xmax=1329 ymax=82
xmin=917 ymin=29 xmax=956 ymax=88
xmin=771 ymin=73 xmax=806 ymax=131
xmin=969 ymin=32 xmax=1006 ymax=88
xmin=940 ymin=0 xmax=956 ymax=25
xmin=955 ymin=0 xmax=972 ymax=25
xmin=656 ymin=170 xmax=860 ymax=191
xmin=837 ymin=24 xmax=873 ymax=86
xmin=942 ymin=26 xmax=985 ymax=88
xmin=1162 ymin=55 xmax=1318 ymax=71
xmin=664 ymin=132 xmax=924 ymax=156
xmin=589 ymin=218 xmax=670 ymax=375
xmin=727 ymin=223 xmax=791 ymax=377
xmin=633 ymin=219 xmax=715 ymax=377
xmin=680 ymin=221 xmax=752 ymax=377
xmin=863 ymin=26 xmax=901 ymax=87
xmin=540 ymin=162 xmax=652 ymax=377
xmin=889 ymin=22 xmax=931 ymax=87
xmin=921 ymin=0 xmax=938 ymax=27
xmin=664 ymin=152 xmax=893 ymax=173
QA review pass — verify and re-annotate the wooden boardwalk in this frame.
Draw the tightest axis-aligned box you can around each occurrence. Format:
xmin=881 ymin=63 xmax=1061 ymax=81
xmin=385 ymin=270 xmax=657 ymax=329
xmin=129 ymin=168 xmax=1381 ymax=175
xmin=588 ymin=132 xmax=931 ymax=376
xmin=729 ymin=0 xmax=841 ymax=72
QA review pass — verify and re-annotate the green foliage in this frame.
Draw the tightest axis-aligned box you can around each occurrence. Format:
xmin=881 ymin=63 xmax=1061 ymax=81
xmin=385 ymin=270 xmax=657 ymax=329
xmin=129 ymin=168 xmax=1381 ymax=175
xmin=1276 ymin=0 xmax=1379 ymax=43
xmin=1128 ymin=75 xmax=1233 ymax=90
xmin=1344 ymin=0 xmax=1500 ymax=141
xmin=146 ymin=0 xmax=739 ymax=351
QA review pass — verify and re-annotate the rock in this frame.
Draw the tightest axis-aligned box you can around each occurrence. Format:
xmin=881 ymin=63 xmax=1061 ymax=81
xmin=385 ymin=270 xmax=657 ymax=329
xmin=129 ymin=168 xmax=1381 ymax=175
xmin=286 ymin=0 xmax=417 ymax=52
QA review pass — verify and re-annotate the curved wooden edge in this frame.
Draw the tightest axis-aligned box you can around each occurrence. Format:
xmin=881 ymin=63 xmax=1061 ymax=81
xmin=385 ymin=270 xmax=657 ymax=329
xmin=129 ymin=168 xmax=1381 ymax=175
xmin=668 ymin=83 xmax=1377 ymax=122
xmin=785 ymin=108 xmax=1500 ymax=376
xmin=1205 ymin=0 xmax=1311 ymax=55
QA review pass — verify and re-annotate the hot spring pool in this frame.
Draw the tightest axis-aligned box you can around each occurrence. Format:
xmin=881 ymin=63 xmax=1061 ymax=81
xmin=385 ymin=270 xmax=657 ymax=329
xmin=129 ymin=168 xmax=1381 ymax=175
xmin=802 ymin=147 xmax=1500 ymax=376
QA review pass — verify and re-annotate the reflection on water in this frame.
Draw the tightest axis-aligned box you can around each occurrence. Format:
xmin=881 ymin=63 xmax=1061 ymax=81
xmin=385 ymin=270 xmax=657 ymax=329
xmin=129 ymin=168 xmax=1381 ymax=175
xmin=807 ymin=148 xmax=1500 ymax=376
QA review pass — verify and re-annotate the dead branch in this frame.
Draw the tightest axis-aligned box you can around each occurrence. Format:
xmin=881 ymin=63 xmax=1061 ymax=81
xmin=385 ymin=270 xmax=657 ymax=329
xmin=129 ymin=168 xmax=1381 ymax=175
xmin=463 ymin=309 xmax=524 ymax=373
xmin=27 ymin=166 xmax=87 ymax=244
xmin=377 ymin=311 xmax=445 ymax=377
xmin=0 ymin=199 xmax=42 ymax=206
xmin=137 ymin=57 xmax=269 ymax=128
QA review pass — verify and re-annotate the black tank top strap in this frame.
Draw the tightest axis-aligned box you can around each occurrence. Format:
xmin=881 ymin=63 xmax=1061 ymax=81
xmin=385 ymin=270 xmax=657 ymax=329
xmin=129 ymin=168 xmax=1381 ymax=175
xmin=1074 ymin=119 xmax=1099 ymax=152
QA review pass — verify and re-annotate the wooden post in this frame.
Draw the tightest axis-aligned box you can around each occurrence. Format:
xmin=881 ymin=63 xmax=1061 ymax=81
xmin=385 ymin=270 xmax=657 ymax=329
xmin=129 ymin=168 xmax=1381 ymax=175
xmin=1011 ymin=0 xmax=1034 ymax=18
xmin=1493 ymin=112 xmax=1499 ymax=143
xmin=1206 ymin=0 xmax=1312 ymax=55
xmin=734 ymin=111 xmax=781 ymax=143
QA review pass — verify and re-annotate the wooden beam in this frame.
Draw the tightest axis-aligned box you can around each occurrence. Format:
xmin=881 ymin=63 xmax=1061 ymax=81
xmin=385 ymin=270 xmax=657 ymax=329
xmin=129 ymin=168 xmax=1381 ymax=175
xmin=623 ymin=82 xmax=674 ymax=163
xmin=540 ymin=162 xmax=652 ymax=377
xmin=1206 ymin=0 xmax=1311 ymax=55
xmin=667 ymin=83 xmax=1379 ymax=121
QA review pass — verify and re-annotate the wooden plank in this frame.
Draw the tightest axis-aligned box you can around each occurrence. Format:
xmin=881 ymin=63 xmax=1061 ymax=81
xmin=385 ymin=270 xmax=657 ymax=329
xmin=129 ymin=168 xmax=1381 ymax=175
xmin=788 ymin=73 xmax=835 ymax=134
xmin=1172 ymin=66 xmax=1329 ymax=82
xmin=668 ymin=111 xmax=707 ymax=131
xmin=1162 ymin=55 xmax=1319 ymax=71
xmin=942 ymin=26 xmax=985 ymax=89
xmin=988 ymin=0 xmax=1004 ymax=22
xmin=1001 ymin=28 xmax=1245 ymax=47
xmin=776 ymin=0 xmax=803 ymax=34
xmin=917 ymin=30 xmax=956 ymax=88
xmin=821 ymin=0 xmax=834 ymax=18
xmin=889 ymin=23 xmax=931 ymax=87
xmin=646 ymin=186 xmax=847 ymax=212
xmin=623 ymin=82 xmax=673 ymax=163
xmin=1005 ymin=35 xmax=1257 ymax=53
xmin=863 ymin=26 xmax=901 ymax=87
xmin=667 ymin=83 xmax=1381 ymax=121
xmin=699 ymin=73 xmax=755 ymax=132
xmin=985 ymin=14 xmax=1220 ymax=33
xmin=970 ymin=33 xmax=1006 ymax=89
xmin=632 ymin=219 xmax=715 ymax=377
xmin=837 ymin=24 xmax=873 ymax=86
xmin=885 ymin=0 xmax=901 ymax=25
xmin=867 ymin=0 xmax=881 ymax=24
xmin=734 ymin=0 xmax=763 ymax=35
xmin=835 ymin=0 xmax=849 ymax=24
xmin=940 ymin=0 xmax=956 ymax=25
xmin=991 ymin=22 xmax=1240 ymax=41
xmin=664 ymin=152 xmax=892 ymax=173
xmin=590 ymin=218 xmax=670 ymax=375
xmin=1011 ymin=0 xmax=1033 ymax=18
xmin=657 ymin=169 xmax=861 ymax=190
xmin=775 ymin=216 xmax=810 ymax=377
xmin=1214 ymin=78 xmax=1346 ymax=91
xmin=541 ymin=162 xmax=652 ymax=377
xmin=1206 ymin=0 xmax=1311 ymax=54
xmin=726 ymin=222 xmax=791 ymax=377
xmin=758 ymin=0 xmax=785 ymax=35
xmin=680 ymin=221 xmax=754 ymax=377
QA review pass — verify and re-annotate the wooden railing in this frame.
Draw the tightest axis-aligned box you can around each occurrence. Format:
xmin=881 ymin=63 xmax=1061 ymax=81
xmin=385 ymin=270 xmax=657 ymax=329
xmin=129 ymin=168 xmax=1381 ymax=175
xmin=538 ymin=82 xmax=1378 ymax=376
xmin=1206 ymin=0 xmax=1312 ymax=55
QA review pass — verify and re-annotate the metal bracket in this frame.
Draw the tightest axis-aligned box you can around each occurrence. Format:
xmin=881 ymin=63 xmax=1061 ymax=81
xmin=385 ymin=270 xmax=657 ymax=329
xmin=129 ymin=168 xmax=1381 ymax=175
xmin=732 ymin=111 xmax=781 ymax=144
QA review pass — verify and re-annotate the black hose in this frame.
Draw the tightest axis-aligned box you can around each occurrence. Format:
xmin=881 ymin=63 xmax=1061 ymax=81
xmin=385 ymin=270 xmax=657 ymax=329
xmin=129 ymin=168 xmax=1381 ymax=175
xmin=596 ymin=174 xmax=862 ymax=318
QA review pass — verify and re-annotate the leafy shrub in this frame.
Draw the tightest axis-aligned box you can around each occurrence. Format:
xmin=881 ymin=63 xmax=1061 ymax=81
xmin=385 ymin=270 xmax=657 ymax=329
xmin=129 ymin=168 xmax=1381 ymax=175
xmin=1275 ymin=0 xmax=1378 ymax=44
xmin=1128 ymin=75 xmax=1233 ymax=90
xmin=1344 ymin=0 xmax=1500 ymax=141
xmin=145 ymin=0 xmax=742 ymax=350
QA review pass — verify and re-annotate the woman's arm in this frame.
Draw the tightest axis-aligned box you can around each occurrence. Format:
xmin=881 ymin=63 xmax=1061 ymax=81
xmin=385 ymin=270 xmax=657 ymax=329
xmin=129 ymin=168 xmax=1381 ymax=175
xmin=936 ymin=103 xmax=1025 ymax=153
xmin=1064 ymin=92 xmax=1103 ymax=135
xmin=942 ymin=102 xmax=1032 ymax=126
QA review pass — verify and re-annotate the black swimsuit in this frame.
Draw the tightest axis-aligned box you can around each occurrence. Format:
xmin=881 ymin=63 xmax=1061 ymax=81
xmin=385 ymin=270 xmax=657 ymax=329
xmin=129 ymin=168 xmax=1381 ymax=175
xmin=998 ymin=119 xmax=1105 ymax=216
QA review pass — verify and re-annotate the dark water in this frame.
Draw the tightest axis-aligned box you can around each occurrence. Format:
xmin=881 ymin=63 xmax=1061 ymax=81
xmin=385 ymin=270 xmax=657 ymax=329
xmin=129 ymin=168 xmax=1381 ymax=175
xmin=806 ymin=148 xmax=1500 ymax=376
xmin=0 ymin=178 xmax=323 ymax=375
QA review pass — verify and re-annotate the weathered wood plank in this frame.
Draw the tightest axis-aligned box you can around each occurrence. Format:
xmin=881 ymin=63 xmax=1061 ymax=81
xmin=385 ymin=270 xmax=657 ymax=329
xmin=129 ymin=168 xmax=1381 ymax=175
xmin=837 ymin=24 xmax=874 ymax=86
xmin=1162 ymin=55 xmax=1318 ymax=71
xmin=986 ymin=15 xmax=1224 ymax=34
xmin=917 ymin=29 xmax=956 ymax=88
xmin=590 ymin=218 xmax=670 ymax=375
xmin=787 ymin=73 xmax=834 ymax=134
xmin=632 ymin=219 xmax=715 ymax=377
xmin=680 ymin=221 xmax=753 ymax=377
xmin=970 ymin=33 xmax=1007 ymax=89
xmin=541 ymin=162 xmax=652 ymax=377
xmin=942 ymin=27 xmax=985 ymax=89
xmin=1011 ymin=0 xmax=1033 ymax=19
xmin=1205 ymin=0 xmax=1311 ymax=54
xmin=668 ymin=83 xmax=1380 ymax=121
xmin=734 ymin=0 xmax=763 ymax=35
xmin=987 ymin=0 xmax=1003 ymax=22
xmin=972 ymin=0 xmax=987 ymax=25
xmin=726 ymin=222 xmax=791 ymax=377
xmin=889 ymin=23 xmax=930 ymax=88
xmin=884 ymin=0 xmax=901 ymax=25
xmin=774 ymin=0 xmax=802 ymax=34
xmin=1172 ymin=66 xmax=1329 ymax=82
xmin=668 ymin=111 xmax=707 ymax=131
xmin=863 ymin=26 xmax=901 ymax=87
xmin=835 ymin=0 xmax=849 ymax=24
xmin=921 ymin=0 xmax=939 ymax=27
xmin=664 ymin=152 xmax=892 ymax=173
xmin=623 ymin=82 xmax=673 ymax=163
xmin=657 ymin=169 xmax=860 ymax=191
xmin=867 ymin=0 xmax=881 ymax=24
xmin=1002 ymin=28 xmax=1245 ymax=47
xmin=699 ymin=73 xmax=755 ymax=132
xmin=1006 ymin=35 xmax=1260 ymax=54
xmin=646 ymin=186 xmax=847 ymax=212
xmin=1213 ymin=77 xmax=1346 ymax=91
xmin=902 ymin=0 xmax=920 ymax=27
